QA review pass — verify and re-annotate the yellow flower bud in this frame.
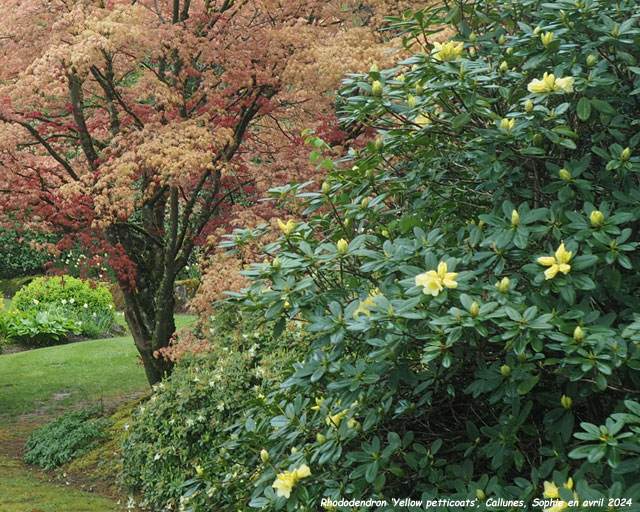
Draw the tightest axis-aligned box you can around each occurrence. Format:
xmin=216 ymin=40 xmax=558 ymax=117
xmin=589 ymin=210 xmax=604 ymax=227
xmin=470 ymin=301 xmax=479 ymax=317
xmin=260 ymin=449 xmax=270 ymax=463
xmin=468 ymin=47 xmax=476 ymax=57
xmin=500 ymin=364 xmax=511 ymax=377
xmin=415 ymin=82 xmax=424 ymax=95
xmin=272 ymin=257 xmax=281 ymax=269
xmin=316 ymin=433 xmax=327 ymax=444
xmin=541 ymin=32 xmax=555 ymax=47
xmin=277 ymin=218 xmax=296 ymax=236
xmin=506 ymin=47 xmax=514 ymax=55
xmin=361 ymin=197 xmax=369 ymax=209
xmin=322 ymin=181 xmax=330 ymax=194
xmin=347 ymin=418 xmax=361 ymax=430
xmin=476 ymin=489 xmax=486 ymax=501
xmin=525 ymin=99 xmax=534 ymax=113
xmin=497 ymin=276 xmax=511 ymax=293
xmin=559 ymin=168 xmax=572 ymax=181
xmin=469 ymin=32 xmax=477 ymax=43
xmin=573 ymin=325 xmax=584 ymax=342
xmin=561 ymin=395 xmax=573 ymax=409
xmin=369 ymin=63 xmax=379 ymax=73
xmin=586 ymin=54 xmax=597 ymax=67
xmin=500 ymin=118 xmax=515 ymax=134
xmin=396 ymin=73 xmax=406 ymax=82
xmin=372 ymin=80 xmax=383 ymax=97
xmin=407 ymin=94 xmax=418 ymax=109
xmin=196 ymin=465 xmax=204 ymax=476
xmin=291 ymin=447 xmax=297 ymax=454
xmin=621 ymin=147 xmax=631 ymax=161
xmin=498 ymin=34 xmax=506 ymax=45
xmin=533 ymin=26 xmax=541 ymax=35
xmin=499 ymin=60 xmax=508 ymax=72
xmin=337 ymin=239 xmax=349 ymax=256
xmin=511 ymin=209 xmax=520 ymax=227
xmin=533 ymin=133 xmax=544 ymax=146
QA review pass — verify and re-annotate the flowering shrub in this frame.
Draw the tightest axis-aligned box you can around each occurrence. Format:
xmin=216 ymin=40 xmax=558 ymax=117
xmin=11 ymin=275 xmax=115 ymax=339
xmin=120 ymin=310 xmax=309 ymax=511
xmin=179 ymin=0 xmax=640 ymax=510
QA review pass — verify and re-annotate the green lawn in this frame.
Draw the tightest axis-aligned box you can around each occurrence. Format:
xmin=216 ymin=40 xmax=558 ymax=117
xmin=0 ymin=315 xmax=197 ymax=511
xmin=0 ymin=335 xmax=148 ymax=421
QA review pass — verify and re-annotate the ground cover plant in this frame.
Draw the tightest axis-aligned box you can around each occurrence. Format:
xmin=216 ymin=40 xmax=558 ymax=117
xmin=23 ymin=406 xmax=111 ymax=469
xmin=148 ymin=0 xmax=640 ymax=510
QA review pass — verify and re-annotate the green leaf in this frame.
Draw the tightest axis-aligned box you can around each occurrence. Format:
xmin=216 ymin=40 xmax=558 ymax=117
xmin=577 ymin=97 xmax=592 ymax=121
xmin=517 ymin=374 xmax=540 ymax=395
xmin=452 ymin=113 xmax=472 ymax=130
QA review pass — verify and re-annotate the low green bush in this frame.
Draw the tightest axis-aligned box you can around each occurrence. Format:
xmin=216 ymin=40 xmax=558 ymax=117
xmin=10 ymin=275 xmax=116 ymax=340
xmin=13 ymin=275 xmax=115 ymax=316
xmin=23 ymin=406 xmax=111 ymax=469
xmin=120 ymin=310 xmax=309 ymax=511
xmin=0 ymin=306 xmax=82 ymax=347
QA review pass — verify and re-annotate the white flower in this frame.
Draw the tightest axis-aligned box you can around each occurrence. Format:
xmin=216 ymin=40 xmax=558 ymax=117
xmin=70 ymin=298 xmax=75 ymax=304
xmin=186 ymin=418 xmax=195 ymax=427
xmin=154 ymin=453 xmax=161 ymax=460
xmin=124 ymin=424 xmax=130 ymax=431
xmin=33 ymin=299 xmax=39 ymax=305
xmin=83 ymin=303 xmax=88 ymax=309
xmin=61 ymin=299 xmax=67 ymax=305
xmin=216 ymin=402 xmax=225 ymax=411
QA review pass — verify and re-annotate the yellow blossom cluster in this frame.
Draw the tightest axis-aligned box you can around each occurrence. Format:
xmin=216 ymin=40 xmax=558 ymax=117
xmin=415 ymin=262 xmax=458 ymax=296
xmin=542 ymin=478 xmax=578 ymax=512
xmin=272 ymin=464 xmax=311 ymax=498
xmin=431 ymin=41 xmax=464 ymax=62
xmin=537 ymin=243 xmax=572 ymax=280
xmin=353 ymin=288 xmax=383 ymax=317
xmin=527 ymin=72 xmax=574 ymax=93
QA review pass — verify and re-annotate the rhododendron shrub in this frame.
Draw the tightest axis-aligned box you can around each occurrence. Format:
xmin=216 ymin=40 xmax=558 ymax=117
xmin=0 ymin=0 xmax=403 ymax=384
xmin=179 ymin=0 xmax=640 ymax=508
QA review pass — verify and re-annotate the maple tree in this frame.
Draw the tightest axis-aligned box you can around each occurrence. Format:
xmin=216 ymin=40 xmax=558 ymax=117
xmin=0 ymin=0 xmax=407 ymax=384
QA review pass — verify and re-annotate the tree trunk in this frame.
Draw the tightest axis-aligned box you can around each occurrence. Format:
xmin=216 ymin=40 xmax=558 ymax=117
xmin=106 ymin=223 xmax=178 ymax=386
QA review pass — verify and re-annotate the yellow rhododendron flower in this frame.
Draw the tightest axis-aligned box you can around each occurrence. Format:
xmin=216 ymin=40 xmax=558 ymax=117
xmin=326 ymin=407 xmax=348 ymax=427
xmin=353 ymin=288 xmax=382 ymax=318
xmin=414 ymin=114 xmax=431 ymax=128
xmin=537 ymin=243 xmax=572 ymax=280
xmin=554 ymin=76 xmax=574 ymax=92
xmin=432 ymin=41 xmax=464 ymax=62
xmin=272 ymin=464 xmax=311 ymax=498
xmin=527 ymin=73 xmax=574 ymax=94
xmin=544 ymin=501 xmax=569 ymax=512
xmin=543 ymin=481 xmax=559 ymax=499
xmin=415 ymin=261 xmax=459 ymax=296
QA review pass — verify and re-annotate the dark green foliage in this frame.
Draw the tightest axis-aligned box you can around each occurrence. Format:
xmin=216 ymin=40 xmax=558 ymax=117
xmin=120 ymin=310 xmax=309 ymax=511
xmin=23 ymin=407 xmax=111 ymax=469
xmin=176 ymin=0 xmax=640 ymax=510
xmin=0 ymin=307 xmax=82 ymax=346
xmin=0 ymin=228 xmax=56 ymax=279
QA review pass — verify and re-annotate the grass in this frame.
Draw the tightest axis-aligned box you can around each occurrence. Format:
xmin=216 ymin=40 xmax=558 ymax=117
xmin=0 ymin=314 xmax=197 ymax=511
xmin=0 ymin=315 xmax=196 ymax=421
